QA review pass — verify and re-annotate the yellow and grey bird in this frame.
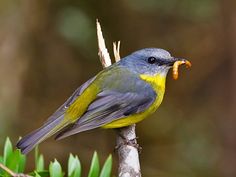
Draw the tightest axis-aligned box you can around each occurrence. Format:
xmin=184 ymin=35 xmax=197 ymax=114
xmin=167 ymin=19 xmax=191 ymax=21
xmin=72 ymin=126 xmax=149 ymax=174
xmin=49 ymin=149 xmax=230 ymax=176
xmin=16 ymin=48 xmax=190 ymax=154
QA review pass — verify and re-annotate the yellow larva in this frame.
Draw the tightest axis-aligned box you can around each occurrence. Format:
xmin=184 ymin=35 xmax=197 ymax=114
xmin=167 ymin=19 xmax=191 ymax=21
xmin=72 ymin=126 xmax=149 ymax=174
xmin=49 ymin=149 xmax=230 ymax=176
xmin=173 ymin=60 xmax=191 ymax=80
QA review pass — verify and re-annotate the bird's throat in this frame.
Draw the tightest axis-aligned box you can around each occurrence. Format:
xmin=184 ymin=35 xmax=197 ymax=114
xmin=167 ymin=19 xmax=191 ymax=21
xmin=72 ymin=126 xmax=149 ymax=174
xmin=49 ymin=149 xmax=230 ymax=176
xmin=139 ymin=73 xmax=166 ymax=93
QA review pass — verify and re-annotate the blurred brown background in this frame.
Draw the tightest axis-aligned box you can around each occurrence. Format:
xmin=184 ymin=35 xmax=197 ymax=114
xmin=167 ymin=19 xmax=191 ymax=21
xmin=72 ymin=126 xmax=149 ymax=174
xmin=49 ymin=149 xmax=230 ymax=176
xmin=0 ymin=0 xmax=235 ymax=176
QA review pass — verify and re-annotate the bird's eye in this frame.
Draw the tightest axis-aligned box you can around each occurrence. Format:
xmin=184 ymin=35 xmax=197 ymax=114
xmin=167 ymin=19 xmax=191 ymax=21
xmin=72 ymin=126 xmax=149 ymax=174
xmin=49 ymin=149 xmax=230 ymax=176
xmin=147 ymin=57 xmax=157 ymax=64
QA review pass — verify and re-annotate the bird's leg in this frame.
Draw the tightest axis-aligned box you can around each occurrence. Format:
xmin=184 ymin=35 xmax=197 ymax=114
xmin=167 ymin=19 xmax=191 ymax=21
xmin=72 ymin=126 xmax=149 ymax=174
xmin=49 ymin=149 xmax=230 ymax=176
xmin=114 ymin=128 xmax=142 ymax=153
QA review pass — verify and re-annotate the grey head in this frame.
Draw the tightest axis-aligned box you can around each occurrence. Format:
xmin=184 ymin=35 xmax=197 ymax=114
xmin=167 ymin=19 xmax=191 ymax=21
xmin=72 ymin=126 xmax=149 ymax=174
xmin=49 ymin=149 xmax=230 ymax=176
xmin=120 ymin=48 xmax=181 ymax=76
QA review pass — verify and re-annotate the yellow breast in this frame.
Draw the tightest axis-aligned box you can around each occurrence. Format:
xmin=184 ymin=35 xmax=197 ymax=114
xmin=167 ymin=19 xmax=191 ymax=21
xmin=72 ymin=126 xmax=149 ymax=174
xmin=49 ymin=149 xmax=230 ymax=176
xmin=102 ymin=74 xmax=166 ymax=128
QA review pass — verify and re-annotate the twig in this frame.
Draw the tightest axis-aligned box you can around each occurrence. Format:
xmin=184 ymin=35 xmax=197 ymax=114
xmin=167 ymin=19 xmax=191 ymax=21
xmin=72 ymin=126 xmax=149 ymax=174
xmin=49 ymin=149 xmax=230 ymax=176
xmin=96 ymin=19 xmax=112 ymax=68
xmin=0 ymin=163 xmax=32 ymax=177
xmin=96 ymin=20 xmax=141 ymax=177
xmin=113 ymin=41 xmax=121 ymax=62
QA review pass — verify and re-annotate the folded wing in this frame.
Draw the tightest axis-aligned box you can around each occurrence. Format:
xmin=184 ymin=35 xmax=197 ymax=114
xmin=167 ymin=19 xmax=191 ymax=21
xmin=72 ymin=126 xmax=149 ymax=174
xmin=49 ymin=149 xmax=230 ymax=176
xmin=55 ymin=87 xmax=156 ymax=140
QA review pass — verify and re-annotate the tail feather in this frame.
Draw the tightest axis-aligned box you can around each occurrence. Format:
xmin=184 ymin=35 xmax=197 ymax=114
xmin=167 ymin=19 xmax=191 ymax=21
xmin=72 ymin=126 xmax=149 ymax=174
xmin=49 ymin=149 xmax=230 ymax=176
xmin=16 ymin=115 xmax=66 ymax=154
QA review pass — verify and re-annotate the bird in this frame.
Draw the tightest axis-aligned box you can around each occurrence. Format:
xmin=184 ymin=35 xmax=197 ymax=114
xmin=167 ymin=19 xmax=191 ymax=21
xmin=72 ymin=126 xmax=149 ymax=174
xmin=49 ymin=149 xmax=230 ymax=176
xmin=16 ymin=48 xmax=190 ymax=154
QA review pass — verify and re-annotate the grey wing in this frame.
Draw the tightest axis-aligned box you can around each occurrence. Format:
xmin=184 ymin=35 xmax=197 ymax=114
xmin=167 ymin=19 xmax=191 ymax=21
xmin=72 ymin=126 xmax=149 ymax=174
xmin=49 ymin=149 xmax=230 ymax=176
xmin=43 ymin=76 xmax=96 ymax=125
xmin=55 ymin=87 xmax=156 ymax=140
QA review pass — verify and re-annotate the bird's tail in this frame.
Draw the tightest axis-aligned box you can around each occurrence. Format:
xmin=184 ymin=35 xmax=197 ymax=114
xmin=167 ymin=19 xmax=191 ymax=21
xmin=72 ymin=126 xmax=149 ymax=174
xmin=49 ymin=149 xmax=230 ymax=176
xmin=16 ymin=115 xmax=68 ymax=154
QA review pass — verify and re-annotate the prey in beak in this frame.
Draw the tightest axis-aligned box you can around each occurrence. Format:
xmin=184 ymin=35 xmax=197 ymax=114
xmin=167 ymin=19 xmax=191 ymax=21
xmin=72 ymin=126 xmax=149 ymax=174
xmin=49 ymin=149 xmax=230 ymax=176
xmin=168 ymin=58 xmax=192 ymax=80
xmin=171 ymin=58 xmax=191 ymax=80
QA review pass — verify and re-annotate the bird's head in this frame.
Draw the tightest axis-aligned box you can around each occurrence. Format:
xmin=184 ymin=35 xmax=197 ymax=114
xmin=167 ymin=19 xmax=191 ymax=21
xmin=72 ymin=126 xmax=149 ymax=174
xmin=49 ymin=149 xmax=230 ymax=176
xmin=120 ymin=48 xmax=188 ymax=78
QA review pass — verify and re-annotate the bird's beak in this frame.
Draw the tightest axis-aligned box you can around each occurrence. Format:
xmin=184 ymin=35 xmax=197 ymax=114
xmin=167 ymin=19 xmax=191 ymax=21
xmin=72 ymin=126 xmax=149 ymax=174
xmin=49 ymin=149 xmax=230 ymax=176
xmin=167 ymin=58 xmax=191 ymax=67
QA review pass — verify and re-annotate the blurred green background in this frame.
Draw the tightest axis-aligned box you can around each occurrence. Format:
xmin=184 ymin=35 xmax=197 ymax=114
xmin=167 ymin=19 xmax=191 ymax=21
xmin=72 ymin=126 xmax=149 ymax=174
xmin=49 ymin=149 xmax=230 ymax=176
xmin=0 ymin=0 xmax=235 ymax=176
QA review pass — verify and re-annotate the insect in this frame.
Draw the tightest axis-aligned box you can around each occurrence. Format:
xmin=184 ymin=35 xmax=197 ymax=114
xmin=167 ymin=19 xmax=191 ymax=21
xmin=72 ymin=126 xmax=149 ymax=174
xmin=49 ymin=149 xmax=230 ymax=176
xmin=172 ymin=60 xmax=192 ymax=80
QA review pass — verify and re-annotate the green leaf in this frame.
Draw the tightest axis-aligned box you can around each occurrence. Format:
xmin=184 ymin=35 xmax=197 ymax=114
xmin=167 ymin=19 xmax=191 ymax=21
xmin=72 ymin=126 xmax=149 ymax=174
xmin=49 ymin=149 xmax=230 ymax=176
xmin=31 ymin=170 xmax=49 ymax=177
xmin=34 ymin=171 xmax=41 ymax=177
xmin=0 ymin=157 xmax=3 ymax=175
xmin=73 ymin=156 xmax=81 ymax=177
xmin=34 ymin=146 xmax=39 ymax=167
xmin=99 ymin=155 xmax=112 ymax=177
xmin=34 ymin=146 xmax=44 ymax=171
xmin=1 ymin=138 xmax=26 ymax=176
xmin=3 ymin=137 xmax=13 ymax=165
xmin=68 ymin=154 xmax=81 ymax=177
xmin=30 ymin=170 xmax=49 ymax=177
xmin=49 ymin=159 xmax=63 ymax=177
xmin=16 ymin=149 xmax=26 ymax=173
xmin=68 ymin=154 xmax=75 ymax=176
xmin=6 ymin=149 xmax=26 ymax=173
xmin=71 ymin=165 xmax=81 ymax=177
xmin=88 ymin=152 xmax=100 ymax=177
xmin=36 ymin=155 xmax=44 ymax=171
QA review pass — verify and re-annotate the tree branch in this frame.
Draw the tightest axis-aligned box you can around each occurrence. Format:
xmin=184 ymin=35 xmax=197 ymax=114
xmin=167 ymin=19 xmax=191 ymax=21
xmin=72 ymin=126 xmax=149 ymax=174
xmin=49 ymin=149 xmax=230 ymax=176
xmin=0 ymin=163 xmax=32 ymax=177
xmin=96 ymin=20 xmax=141 ymax=177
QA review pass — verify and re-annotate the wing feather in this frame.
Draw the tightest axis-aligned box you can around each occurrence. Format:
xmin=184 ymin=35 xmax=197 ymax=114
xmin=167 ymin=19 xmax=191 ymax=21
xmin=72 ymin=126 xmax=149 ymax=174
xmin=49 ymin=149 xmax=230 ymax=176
xmin=43 ymin=76 xmax=96 ymax=125
xmin=55 ymin=89 xmax=156 ymax=140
